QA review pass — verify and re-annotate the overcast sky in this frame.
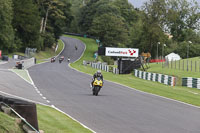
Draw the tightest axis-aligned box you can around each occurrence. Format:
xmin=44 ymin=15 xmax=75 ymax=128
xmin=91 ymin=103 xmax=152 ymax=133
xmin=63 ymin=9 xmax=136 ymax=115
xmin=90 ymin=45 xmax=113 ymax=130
xmin=128 ymin=0 xmax=200 ymax=8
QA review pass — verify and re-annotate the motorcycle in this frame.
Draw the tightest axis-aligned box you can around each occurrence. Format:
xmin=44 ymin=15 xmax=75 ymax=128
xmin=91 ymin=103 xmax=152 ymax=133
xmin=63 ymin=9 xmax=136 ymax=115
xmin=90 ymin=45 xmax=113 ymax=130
xmin=92 ymin=77 xmax=103 ymax=96
xmin=59 ymin=56 xmax=64 ymax=63
xmin=51 ymin=57 xmax=55 ymax=63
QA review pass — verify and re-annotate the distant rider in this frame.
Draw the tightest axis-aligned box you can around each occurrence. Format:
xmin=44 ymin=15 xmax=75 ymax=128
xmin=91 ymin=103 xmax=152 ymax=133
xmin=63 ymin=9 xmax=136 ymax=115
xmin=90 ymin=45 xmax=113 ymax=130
xmin=91 ymin=70 xmax=103 ymax=88
xmin=75 ymin=44 xmax=78 ymax=50
xmin=67 ymin=57 xmax=70 ymax=62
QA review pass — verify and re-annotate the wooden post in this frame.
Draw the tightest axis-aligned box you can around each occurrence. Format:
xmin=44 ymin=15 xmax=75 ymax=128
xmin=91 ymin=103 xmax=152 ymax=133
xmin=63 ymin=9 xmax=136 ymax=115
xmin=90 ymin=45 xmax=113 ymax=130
xmin=195 ymin=61 xmax=196 ymax=72
xmin=187 ymin=60 xmax=188 ymax=71
xmin=175 ymin=60 xmax=176 ymax=69
xmin=191 ymin=60 xmax=192 ymax=71
xmin=179 ymin=60 xmax=180 ymax=70
xmin=199 ymin=61 xmax=200 ymax=72
xmin=171 ymin=59 xmax=173 ymax=69
xmin=183 ymin=60 xmax=184 ymax=71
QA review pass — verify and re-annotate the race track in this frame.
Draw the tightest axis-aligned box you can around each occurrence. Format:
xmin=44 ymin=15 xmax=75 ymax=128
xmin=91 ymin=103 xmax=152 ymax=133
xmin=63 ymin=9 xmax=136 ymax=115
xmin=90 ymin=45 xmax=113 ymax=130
xmin=28 ymin=36 xmax=200 ymax=133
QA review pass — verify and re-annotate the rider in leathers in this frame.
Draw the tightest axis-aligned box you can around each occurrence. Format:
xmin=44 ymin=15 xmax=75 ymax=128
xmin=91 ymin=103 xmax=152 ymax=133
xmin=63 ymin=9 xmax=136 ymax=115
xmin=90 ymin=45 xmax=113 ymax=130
xmin=91 ymin=70 xmax=103 ymax=88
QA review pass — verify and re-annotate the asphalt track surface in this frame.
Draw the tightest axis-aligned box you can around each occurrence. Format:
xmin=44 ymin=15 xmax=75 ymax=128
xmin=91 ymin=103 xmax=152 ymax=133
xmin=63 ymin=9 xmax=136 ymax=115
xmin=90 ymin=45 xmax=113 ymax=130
xmin=0 ymin=62 xmax=47 ymax=104
xmin=29 ymin=36 xmax=200 ymax=133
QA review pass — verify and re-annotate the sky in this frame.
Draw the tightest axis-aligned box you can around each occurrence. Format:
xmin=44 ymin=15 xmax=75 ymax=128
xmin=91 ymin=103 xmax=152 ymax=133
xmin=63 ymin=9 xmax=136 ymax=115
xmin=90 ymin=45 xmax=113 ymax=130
xmin=128 ymin=0 xmax=200 ymax=8
xmin=128 ymin=0 xmax=147 ymax=8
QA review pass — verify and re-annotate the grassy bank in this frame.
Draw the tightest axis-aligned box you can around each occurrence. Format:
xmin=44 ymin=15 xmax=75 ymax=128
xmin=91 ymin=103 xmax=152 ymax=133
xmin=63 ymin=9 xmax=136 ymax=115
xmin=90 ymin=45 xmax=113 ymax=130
xmin=148 ymin=58 xmax=200 ymax=78
xmin=10 ymin=69 xmax=92 ymax=133
xmin=37 ymin=104 xmax=92 ymax=133
xmin=7 ymin=40 xmax=64 ymax=64
xmin=66 ymin=35 xmax=200 ymax=107
xmin=35 ymin=40 xmax=64 ymax=64
xmin=0 ymin=111 xmax=24 ymax=133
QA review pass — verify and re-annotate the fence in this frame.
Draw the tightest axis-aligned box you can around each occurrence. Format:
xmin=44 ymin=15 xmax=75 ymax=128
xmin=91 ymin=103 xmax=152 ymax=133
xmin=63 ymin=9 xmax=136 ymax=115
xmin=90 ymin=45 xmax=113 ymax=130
xmin=182 ymin=77 xmax=200 ymax=89
xmin=83 ymin=60 xmax=119 ymax=74
xmin=21 ymin=57 xmax=36 ymax=69
xmin=134 ymin=69 xmax=176 ymax=86
xmin=164 ymin=58 xmax=200 ymax=72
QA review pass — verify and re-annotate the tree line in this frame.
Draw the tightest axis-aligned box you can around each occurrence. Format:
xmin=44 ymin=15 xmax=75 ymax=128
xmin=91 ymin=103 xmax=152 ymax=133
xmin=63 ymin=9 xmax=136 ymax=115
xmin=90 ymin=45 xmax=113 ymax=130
xmin=0 ymin=0 xmax=72 ymax=54
xmin=0 ymin=0 xmax=200 ymax=59
xmin=70 ymin=0 xmax=200 ymax=58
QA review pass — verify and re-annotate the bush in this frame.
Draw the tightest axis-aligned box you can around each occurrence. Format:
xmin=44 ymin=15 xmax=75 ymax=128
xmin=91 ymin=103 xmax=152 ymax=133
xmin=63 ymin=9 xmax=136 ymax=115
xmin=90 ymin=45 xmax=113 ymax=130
xmin=101 ymin=56 xmax=114 ymax=65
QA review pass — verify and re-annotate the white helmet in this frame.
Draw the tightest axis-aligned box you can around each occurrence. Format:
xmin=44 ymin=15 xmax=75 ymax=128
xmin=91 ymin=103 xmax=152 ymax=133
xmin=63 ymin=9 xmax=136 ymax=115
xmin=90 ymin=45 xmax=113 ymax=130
xmin=97 ymin=70 xmax=101 ymax=75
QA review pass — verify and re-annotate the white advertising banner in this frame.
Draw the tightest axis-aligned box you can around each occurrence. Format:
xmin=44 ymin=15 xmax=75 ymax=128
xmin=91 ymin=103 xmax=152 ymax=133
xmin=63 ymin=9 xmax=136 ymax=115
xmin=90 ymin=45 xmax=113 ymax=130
xmin=105 ymin=47 xmax=139 ymax=57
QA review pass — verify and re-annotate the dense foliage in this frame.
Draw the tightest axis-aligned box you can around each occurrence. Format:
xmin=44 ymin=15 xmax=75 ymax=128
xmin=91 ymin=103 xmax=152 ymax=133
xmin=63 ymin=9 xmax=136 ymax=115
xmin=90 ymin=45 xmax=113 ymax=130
xmin=0 ymin=0 xmax=72 ymax=54
xmin=0 ymin=0 xmax=199 ymax=59
xmin=71 ymin=0 xmax=200 ymax=58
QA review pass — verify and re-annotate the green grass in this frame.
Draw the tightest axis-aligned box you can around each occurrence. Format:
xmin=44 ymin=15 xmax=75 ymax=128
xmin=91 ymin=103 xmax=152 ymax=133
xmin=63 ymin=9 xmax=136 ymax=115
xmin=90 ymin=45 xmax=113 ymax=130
xmin=0 ymin=111 xmax=24 ymax=133
xmin=37 ymin=104 xmax=92 ymax=133
xmin=11 ymin=69 xmax=32 ymax=84
xmin=148 ymin=57 xmax=200 ymax=78
xmin=35 ymin=40 xmax=64 ymax=64
xmin=66 ymin=35 xmax=200 ymax=107
xmin=7 ymin=40 xmax=64 ymax=64
xmin=146 ymin=57 xmax=200 ymax=85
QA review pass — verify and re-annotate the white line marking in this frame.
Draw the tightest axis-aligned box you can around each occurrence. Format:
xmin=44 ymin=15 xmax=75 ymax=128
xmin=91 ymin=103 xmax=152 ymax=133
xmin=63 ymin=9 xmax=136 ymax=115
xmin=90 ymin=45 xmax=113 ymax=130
xmin=39 ymin=93 xmax=43 ymax=96
xmin=68 ymin=52 xmax=200 ymax=110
xmin=52 ymin=105 xmax=96 ymax=133
xmin=51 ymin=105 xmax=55 ymax=108
xmin=46 ymin=100 xmax=50 ymax=103
xmin=33 ymin=39 xmax=66 ymax=66
xmin=0 ymin=91 xmax=48 ymax=106
xmin=10 ymin=69 xmax=33 ymax=85
xmin=188 ymin=91 xmax=198 ymax=95
xmin=26 ymin=69 xmax=34 ymax=85
xmin=42 ymin=97 xmax=47 ymax=100
xmin=0 ymin=62 xmax=8 ymax=65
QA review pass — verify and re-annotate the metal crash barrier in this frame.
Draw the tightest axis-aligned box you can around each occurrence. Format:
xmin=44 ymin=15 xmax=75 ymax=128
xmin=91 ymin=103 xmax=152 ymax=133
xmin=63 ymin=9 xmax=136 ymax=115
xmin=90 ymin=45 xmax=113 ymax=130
xmin=0 ymin=95 xmax=39 ymax=133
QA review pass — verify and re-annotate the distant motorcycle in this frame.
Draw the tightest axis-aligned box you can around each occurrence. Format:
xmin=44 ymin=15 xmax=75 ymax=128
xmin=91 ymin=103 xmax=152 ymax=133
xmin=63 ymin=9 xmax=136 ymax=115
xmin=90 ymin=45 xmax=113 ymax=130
xmin=59 ymin=56 xmax=64 ymax=63
xmin=51 ymin=57 xmax=55 ymax=63
xmin=92 ymin=77 xmax=103 ymax=96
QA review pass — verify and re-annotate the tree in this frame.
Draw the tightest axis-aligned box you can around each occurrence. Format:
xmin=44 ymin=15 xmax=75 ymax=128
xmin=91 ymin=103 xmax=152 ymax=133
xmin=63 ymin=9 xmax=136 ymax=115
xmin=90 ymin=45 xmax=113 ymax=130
xmin=113 ymin=0 xmax=138 ymax=26
xmin=78 ymin=0 xmax=100 ymax=33
xmin=130 ymin=0 xmax=168 ymax=57
xmin=165 ymin=0 xmax=200 ymax=42
xmin=89 ymin=13 xmax=129 ymax=47
xmin=0 ymin=0 xmax=15 ymax=53
xmin=36 ymin=0 xmax=72 ymax=48
xmin=12 ymin=0 xmax=41 ymax=51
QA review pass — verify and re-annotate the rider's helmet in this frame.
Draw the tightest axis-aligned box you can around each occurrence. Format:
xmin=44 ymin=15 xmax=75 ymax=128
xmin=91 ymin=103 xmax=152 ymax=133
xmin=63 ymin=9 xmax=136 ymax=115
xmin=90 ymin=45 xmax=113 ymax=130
xmin=97 ymin=70 xmax=101 ymax=76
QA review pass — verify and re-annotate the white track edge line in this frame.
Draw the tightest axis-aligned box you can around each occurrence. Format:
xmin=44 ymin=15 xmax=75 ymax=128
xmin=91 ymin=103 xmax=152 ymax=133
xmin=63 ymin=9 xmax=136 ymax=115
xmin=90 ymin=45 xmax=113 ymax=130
xmin=69 ymin=65 xmax=200 ymax=109
xmin=52 ymin=106 xmax=96 ymax=133
xmin=30 ymin=39 xmax=66 ymax=67
xmin=9 ymin=69 xmax=33 ymax=85
xmin=0 ymin=91 xmax=48 ymax=106
xmin=66 ymin=45 xmax=200 ymax=110
xmin=26 ymin=69 xmax=34 ymax=85
xmin=0 ymin=90 xmax=94 ymax=132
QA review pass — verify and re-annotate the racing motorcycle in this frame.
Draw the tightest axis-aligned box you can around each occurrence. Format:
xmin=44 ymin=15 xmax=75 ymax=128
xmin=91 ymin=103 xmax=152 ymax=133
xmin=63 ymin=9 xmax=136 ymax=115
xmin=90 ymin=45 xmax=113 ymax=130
xmin=59 ymin=56 xmax=64 ymax=63
xmin=51 ymin=57 xmax=55 ymax=63
xmin=92 ymin=77 xmax=103 ymax=96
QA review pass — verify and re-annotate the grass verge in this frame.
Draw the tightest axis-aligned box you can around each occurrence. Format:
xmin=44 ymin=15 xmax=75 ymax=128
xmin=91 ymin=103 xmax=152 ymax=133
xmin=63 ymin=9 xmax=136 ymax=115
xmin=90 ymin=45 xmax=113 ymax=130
xmin=147 ymin=58 xmax=200 ymax=85
xmin=35 ymin=40 xmax=64 ymax=64
xmin=65 ymin=35 xmax=200 ymax=107
xmin=37 ymin=104 xmax=92 ymax=133
xmin=0 ymin=111 xmax=24 ymax=133
xmin=10 ymin=67 xmax=92 ymax=133
xmin=7 ymin=40 xmax=64 ymax=64
xmin=10 ymin=69 xmax=33 ymax=84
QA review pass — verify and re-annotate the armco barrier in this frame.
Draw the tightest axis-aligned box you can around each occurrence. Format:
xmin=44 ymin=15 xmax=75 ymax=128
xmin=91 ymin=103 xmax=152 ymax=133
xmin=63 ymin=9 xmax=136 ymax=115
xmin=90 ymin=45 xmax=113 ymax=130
xmin=0 ymin=95 xmax=39 ymax=132
xmin=134 ymin=69 xmax=176 ymax=86
xmin=83 ymin=60 xmax=119 ymax=74
xmin=21 ymin=57 xmax=35 ymax=69
xmin=182 ymin=77 xmax=200 ymax=89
